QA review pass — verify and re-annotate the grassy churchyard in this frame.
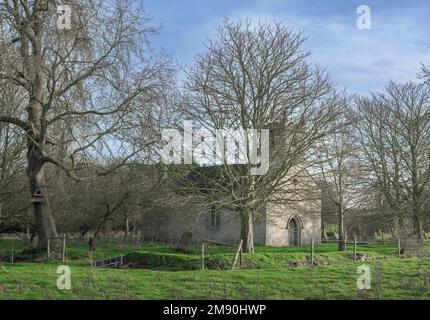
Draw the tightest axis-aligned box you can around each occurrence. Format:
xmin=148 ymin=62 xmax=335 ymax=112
xmin=0 ymin=238 xmax=430 ymax=300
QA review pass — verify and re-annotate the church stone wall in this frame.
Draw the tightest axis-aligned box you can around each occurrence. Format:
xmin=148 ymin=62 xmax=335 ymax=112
xmin=265 ymin=200 xmax=321 ymax=246
xmin=140 ymin=206 xmax=266 ymax=246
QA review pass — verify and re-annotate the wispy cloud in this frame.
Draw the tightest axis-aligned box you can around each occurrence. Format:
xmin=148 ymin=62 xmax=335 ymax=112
xmin=146 ymin=0 xmax=430 ymax=95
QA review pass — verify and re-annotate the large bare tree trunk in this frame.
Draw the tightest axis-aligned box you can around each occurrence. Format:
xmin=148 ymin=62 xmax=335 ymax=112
xmin=26 ymin=62 xmax=59 ymax=251
xmin=240 ymin=211 xmax=254 ymax=253
xmin=27 ymin=147 xmax=59 ymax=251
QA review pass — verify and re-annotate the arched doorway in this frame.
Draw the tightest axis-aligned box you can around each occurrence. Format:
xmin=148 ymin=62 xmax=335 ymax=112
xmin=288 ymin=217 xmax=301 ymax=246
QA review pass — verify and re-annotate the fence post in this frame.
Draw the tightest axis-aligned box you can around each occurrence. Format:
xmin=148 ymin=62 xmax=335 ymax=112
xmin=231 ymin=239 xmax=244 ymax=270
xmin=62 ymin=233 xmax=66 ymax=263
xmin=201 ymin=241 xmax=205 ymax=270
xmin=397 ymin=237 xmax=401 ymax=259
xmin=354 ymin=236 xmax=357 ymax=262
xmin=11 ymin=241 xmax=14 ymax=264
xmin=47 ymin=238 xmax=50 ymax=262
xmin=311 ymin=238 xmax=315 ymax=266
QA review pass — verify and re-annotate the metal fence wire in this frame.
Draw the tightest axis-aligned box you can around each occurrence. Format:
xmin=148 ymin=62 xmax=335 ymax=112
xmin=0 ymin=233 xmax=429 ymax=265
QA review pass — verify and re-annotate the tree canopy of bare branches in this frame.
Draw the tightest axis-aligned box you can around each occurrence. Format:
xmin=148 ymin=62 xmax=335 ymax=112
xmin=0 ymin=0 xmax=173 ymax=252
xmin=163 ymin=19 xmax=344 ymax=253
xmin=356 ymin=81 xmax=430 ymax=239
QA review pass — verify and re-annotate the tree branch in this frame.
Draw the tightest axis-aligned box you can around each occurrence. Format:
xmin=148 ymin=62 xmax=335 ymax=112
xmin=0 ymin=115 xmax=28 ymax=131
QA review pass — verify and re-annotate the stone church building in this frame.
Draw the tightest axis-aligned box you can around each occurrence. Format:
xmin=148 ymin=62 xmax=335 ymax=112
xmin=140 ymin=127 xmax=322 ymax=247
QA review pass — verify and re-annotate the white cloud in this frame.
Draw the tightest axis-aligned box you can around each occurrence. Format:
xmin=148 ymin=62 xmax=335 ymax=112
xmin=227 ymin=4 xmax=430 ymax=94
xmin=156 ymin=0 xmax=430 ymax=95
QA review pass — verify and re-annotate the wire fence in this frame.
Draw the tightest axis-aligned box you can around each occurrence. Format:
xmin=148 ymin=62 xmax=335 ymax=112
xmin=1 ymin=232 xmax=429 ymax=266
xmin=319 ymin=235 xmax=430 ymax=262
xmin=0 ymin=233 xmax=145 ymax=264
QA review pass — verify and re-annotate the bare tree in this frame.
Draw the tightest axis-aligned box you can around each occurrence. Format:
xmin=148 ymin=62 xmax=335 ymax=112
xmin=86 ymin=174 xmax=131 ymax=253
xmin=356 ymin=81 xmax=430 ymax=239
xmin=0 ymin=0 xmax=172 ymax=253
xmin=163 ymin=20 xmax=343 ymax=253
xmin=45 ymin=161 xmax=147 ymax=253
xmin=311 ymin=103 xmax=362 ymax=251
xmin=419 ymin=64 xmax=430 ymax=81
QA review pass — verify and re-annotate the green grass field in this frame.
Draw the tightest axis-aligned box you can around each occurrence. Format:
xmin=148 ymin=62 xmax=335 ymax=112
xmin=0 ymin=238 xmax=430 ymax=299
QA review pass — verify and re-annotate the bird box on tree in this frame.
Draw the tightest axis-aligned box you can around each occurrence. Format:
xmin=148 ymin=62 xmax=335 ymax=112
xmin=30 ymin=188 xmax=47 ymax=203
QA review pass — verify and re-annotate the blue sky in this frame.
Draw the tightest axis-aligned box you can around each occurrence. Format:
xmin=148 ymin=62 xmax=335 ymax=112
xmin=145 ymin=0 xmax=430 ymax=95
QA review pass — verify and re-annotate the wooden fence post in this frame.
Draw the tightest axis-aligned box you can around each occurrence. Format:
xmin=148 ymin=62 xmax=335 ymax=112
xmin=62 ymin=233 xmax=66 ymax=263
xmin=231 ymin=239 xmax=244 ymax=270
xmin=311 ymin=238 xmax=315 ymax=266
xmin=354 ymin=236 xmax=357 ymax=262
xmin=11 ymin=241 xmax=14 ymax=264
xmin=397 ymin=237 xmax=401 ymax=259
xmin=201 ymin=241 xmax=205 ymax=270
xmin=47 ymin=238 xmax=50 ymax=262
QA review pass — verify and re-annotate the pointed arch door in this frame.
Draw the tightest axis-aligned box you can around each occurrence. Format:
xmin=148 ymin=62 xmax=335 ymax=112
xmin=288 ymin=217 xmax=301 ymax=246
